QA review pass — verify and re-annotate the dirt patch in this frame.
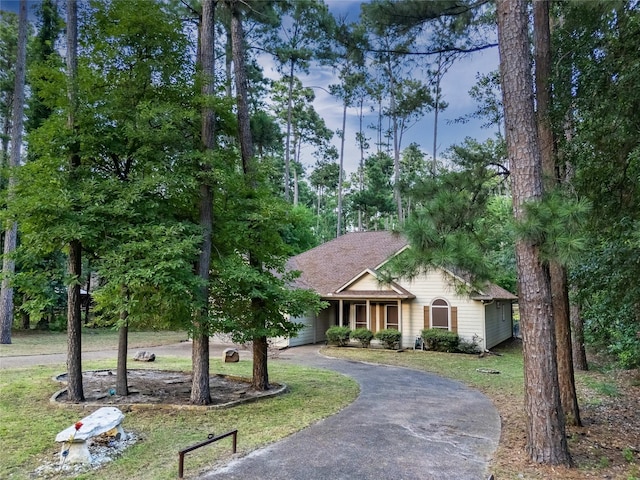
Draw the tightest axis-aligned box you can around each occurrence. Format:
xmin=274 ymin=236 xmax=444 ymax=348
xmin=490 ymin=361 xmax=640 ymax=479
xmin=52 ymin=370 xmax=285 ymax=409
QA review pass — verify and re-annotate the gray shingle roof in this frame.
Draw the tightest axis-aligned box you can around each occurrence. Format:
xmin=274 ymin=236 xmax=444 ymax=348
xmin=287 ymin=230 xmax=517 ymax=301
xmin=287 ymin=231 xmax=408 ymax=296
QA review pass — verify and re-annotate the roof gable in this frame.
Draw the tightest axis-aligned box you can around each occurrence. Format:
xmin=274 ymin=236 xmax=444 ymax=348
xmin=337 ymin=268 xmax=414 ymax=298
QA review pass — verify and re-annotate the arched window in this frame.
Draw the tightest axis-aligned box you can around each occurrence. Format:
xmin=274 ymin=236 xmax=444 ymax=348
xmin=431 ymin=298 xmax=449 ymax=329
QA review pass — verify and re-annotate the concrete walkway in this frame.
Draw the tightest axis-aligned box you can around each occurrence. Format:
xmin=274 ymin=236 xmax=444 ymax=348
xmin=201 ymin=345 xmax=500 ymax=480
xmin=1 ymin=343 xmax=500 ymax=479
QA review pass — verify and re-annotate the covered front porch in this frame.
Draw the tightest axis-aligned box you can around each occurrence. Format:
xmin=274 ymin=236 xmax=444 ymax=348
xmin=326 ymin=289 xmax=416 ymax=336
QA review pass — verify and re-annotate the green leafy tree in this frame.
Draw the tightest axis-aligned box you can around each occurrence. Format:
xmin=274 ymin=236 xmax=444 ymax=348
xmin=0 ymin=0 xmax=28 ymax=345
xmin=271 ymin=76 xmax=333 ymax=205
xmin=553 ymin=0 xmax=640 ymax=369
xmin=398 ymin=142 xmax=428 ymax=219
xmin=271 ymin=0 xmax=335 ymax=202
xmin=25 ymin=0 xmax=63 ymax=136
xmin=361 ymin=5 xmax=425 ymax=222
xmin=350 ymin=152 xmax=395 ymax=231
xmin=328 ymin=20 xmax=368 ymax=236
xmin=0 ymin=9 xmax=19 ymax=167
xmin=388 ymin=138 xmax=511 ymax=289
xmin=309 ymin=158 xmax=339 ymax=240
xmin=191 ymin=0 xmax=216 ymax=405
xmin=224 ymin=0 xmax=325 ymax=390
xmin=65 ymin=0 xmax=84 ymax=402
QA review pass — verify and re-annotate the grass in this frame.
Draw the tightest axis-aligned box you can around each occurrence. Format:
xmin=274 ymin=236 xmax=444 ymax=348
xmin=0 ymin=355 xmax=358 ymax=480
xmin=321 ymin=342 xmax=524 ymax=396
xmin=0 ymin=328 xmax=188 ymax=357
xmin=581 ymin=377 xmax=620 ymax=398
xmin=3 ymin=333 xmax=637 ymax=479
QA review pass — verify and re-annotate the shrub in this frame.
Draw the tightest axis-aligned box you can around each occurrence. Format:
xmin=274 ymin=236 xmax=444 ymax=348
xmin=456 ymin=338 xmax=481 ymax=354
xmin=421 ymin=328 xmax=459 ymax=352
xmin=351 ymin=328 xmax=374 ymax=348
xmin=374 ymin=329 xmax=402 ymax=349
xmin=326 ymin=326 xmax=351 ymax=346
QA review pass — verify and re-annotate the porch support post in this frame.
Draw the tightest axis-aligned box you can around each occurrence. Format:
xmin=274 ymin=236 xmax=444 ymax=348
xmin=366 ymin=300 xmax=371 ymax=330
xmin=338 ymin=299 xmax=343 ymax=327
xmin=397 ymin=299 xmax=402 ymax=347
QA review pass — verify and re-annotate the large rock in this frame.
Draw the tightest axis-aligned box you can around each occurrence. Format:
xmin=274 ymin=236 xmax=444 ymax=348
xmin=133 ymin=351 xmax=155 ymax=362
xmin=56 ymin=407 xmax=127 ymax=464
xmin=223 ymin=348 xmax=239 ymax=363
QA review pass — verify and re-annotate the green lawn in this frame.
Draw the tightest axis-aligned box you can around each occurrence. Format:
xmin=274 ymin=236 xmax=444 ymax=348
xmin=0 ymin=355 xmax=358 ymax=480
xmin=0 ymin=328 xmax=188 ymax=357
xmin=321 ymin=342 xmax=525 ymax=396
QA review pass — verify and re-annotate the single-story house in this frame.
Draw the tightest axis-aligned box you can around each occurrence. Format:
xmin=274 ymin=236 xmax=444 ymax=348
xmin=282 ymin=230 xmax=517 ymax=351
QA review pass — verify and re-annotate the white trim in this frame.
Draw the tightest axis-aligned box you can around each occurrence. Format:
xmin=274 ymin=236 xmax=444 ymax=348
xmin=374 ymin=244 xmax=411 ymax=270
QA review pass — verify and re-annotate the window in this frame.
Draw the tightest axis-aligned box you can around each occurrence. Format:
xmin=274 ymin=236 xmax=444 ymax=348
xmin=355 ymin=304 xmax=367 ymax=329
xmin=431 ymin=299 xmax=449 ymax=329
xmin=386 ymin=305 xmax=398 ymax=330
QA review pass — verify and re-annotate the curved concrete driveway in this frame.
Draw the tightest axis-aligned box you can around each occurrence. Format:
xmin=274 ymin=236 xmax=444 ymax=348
xmin=201 ymin=345 xmax=500 ymax=480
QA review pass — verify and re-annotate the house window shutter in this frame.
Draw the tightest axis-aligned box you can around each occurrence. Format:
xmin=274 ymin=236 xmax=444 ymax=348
xmin=423 ymin=306 xmax=430 ymax=329
xmin=451 ymin=306 xmax=458 ymax=333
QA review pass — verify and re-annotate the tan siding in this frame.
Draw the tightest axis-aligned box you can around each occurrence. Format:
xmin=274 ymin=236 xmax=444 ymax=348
xmin=346 ymin=273 xmax=379 ymax=291
xmin=399 ymin=270 xmax=487 ymax=349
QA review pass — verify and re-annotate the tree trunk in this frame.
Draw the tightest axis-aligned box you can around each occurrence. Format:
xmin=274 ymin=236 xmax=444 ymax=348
xmin=191 ymin=0 xmax=216 ymax=406
xmin=358 ymin=98 xmax=365 ymax=231
xmin=337 ymin=101 xmax=347 ymax=237
xmin=116 ymin=310 xmax=128 ymax=396
xmin=21 ymin=295 xmax=29 ymax=329
xmin=497 ymin=0 xmax=571 ymax=466
xmin=293 ymin=167 xmax=299 ymax=206
xmin=432 ymin=54 xmax=442 ymax=175
xmin=67 ymin=239 xmax=84 ymax=401
xmin=550 ymin=262 xmax=581 ymax=425
xmin=533 ymin=0 xmax=581 ymax=427
xmin=230 ymin=1 xmax=271 ymax=391
xmin=388 ymin=67 xmax=402 ymax=223
xmin=283 ymin=62 xmax=295 ymax=201
xmin=0 ymin=0 xmax=28 ymax=345
xmin=0 ymin=221 xmax=17 ymax=344
xmin=229 ymin=4 xmax=253 ymax=173
xmin=570 ymin=297 xmax=588 ymax=371
xmin=84 ymin=265 xmax=91 ymax=324
xmin=65 ymin=0 xmax=84 ymax=403
xmin=252 ymin=335 xmax=269 ymax=390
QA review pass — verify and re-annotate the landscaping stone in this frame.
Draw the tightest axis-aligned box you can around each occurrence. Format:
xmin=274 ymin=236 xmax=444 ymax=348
xmin=223 ymin=348 xmax=239 ymax=363
xmin=133 ymin=351 xmax=156 ymax=362
xmin=55 ymin=407 xmax=127 ymax=464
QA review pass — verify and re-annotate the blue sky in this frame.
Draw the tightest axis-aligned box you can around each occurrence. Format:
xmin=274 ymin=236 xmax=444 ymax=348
xmin=2 ymin=0 xmax=501 ymax=175
xmin=306 ymin=0 xmax=501 ymax=174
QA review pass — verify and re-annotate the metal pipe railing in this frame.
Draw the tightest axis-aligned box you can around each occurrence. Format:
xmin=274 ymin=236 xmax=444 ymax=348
xmin=178 ymin=430 xmax=238 ymax=479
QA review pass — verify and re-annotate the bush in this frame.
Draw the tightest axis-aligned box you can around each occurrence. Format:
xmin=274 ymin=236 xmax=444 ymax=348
xmin=421 ymin=328 xmax=459 ymax=352
xmin=456 ymin=338 xmax=481 ymax=354
xmin=374 ymin=329 xmax=402 ymax=349
xmin=326 ymin=326 xmax=351 ymax=347
xmin=351 ymin=328 xmax=374 ymax=348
